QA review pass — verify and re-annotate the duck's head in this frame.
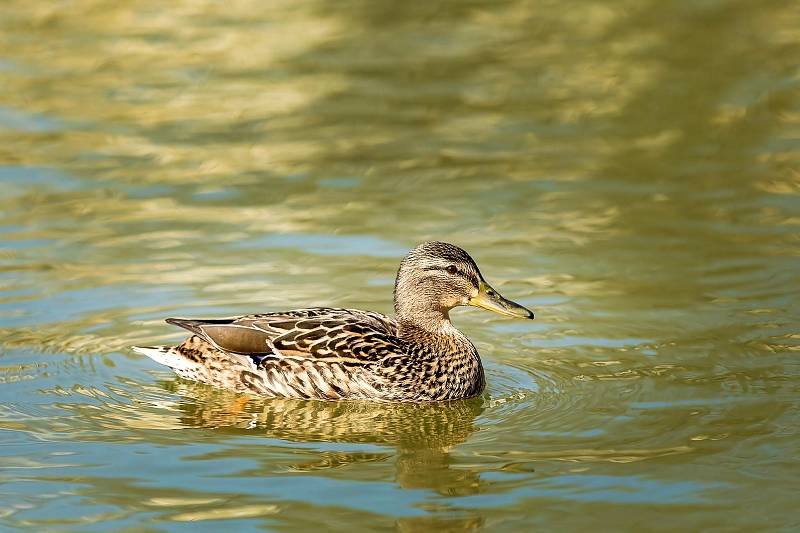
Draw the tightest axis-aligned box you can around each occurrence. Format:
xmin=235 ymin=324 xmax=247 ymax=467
xmin=393 ymin=241 xmax=534 ymax=329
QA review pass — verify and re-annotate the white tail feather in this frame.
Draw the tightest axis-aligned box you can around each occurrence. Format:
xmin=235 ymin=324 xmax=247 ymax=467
xmin=132 ymin=346 xmax=199 ymax=371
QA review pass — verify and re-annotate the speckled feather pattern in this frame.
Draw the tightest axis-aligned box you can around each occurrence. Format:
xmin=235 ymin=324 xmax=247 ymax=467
xmin=137 ymin=308 xmax=484 ymax=402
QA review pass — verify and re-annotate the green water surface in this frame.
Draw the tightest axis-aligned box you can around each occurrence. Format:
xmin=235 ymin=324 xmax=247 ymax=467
xmin=1 ymin=0 xmax=799 ymax=531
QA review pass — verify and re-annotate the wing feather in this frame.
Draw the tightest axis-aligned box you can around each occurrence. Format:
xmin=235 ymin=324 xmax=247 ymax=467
xmin=166 ymin=308 xmax=400 ymax=367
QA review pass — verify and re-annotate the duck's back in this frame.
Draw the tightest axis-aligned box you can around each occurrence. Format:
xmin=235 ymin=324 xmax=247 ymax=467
xmin=134 ymin=308 xmax=406 ymax=400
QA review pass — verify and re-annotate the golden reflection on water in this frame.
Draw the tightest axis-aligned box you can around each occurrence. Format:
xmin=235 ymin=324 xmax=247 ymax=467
xmin=167 ymin=381 xmax=482 ymax=449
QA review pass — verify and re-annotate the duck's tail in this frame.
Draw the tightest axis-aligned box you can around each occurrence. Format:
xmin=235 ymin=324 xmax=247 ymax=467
xmin=134 ymin=335 xmax=260 ymax=393
xmin=132 ymin=345 xmax=201 ymax=372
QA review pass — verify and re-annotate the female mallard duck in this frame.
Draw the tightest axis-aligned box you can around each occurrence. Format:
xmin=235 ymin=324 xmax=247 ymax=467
xmin=134 ymin=241 xmax=533 ymax=402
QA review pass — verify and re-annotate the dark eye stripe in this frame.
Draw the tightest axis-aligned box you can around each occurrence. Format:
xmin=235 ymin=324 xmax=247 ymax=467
xmin=422 ymin=265 xmax=458 ymax=272
xmin=422 ymin=265 xmax=478 ymax=287
xmin=422 ymin=265 xmax=466 ymax=281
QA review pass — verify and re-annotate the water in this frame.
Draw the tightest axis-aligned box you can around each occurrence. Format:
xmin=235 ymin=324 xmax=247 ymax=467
xmin=1 ymin=0 xmax=799 ymax=530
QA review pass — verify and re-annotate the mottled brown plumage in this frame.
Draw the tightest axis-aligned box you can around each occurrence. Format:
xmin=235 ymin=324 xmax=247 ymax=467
xmin=133 ymin=241 xmax=534 ymax=402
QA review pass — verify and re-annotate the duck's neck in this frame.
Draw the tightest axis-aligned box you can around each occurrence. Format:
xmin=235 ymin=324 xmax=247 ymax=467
xmin=394 ymin=304 xmax=483 ymax=400
xmin=396 ymin=308 xmax=455 ymax=338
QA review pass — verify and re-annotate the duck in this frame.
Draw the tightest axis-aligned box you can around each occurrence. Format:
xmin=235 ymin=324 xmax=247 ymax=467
xmin=133 ymin=241 xmax=534 ymax=402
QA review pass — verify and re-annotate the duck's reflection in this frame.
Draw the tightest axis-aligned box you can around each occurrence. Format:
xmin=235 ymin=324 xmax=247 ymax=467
xmin=164 ymin=380 xmax=486 ymax=500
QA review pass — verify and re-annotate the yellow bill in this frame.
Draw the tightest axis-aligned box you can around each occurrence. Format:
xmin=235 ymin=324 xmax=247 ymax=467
xmin=468 ymin=281 xmax=534 ymax=319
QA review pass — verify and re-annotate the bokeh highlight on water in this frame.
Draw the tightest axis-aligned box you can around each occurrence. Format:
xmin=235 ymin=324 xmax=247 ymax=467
xmin=1 ymin=0 xmax=799 ymax=530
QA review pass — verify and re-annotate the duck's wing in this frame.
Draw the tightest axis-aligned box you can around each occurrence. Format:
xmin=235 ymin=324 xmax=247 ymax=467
xmin=166 ymin=308 xmax=400 ymax=365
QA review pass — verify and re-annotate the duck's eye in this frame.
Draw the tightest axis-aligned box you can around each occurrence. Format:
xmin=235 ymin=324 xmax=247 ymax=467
xmin=446 ymin=265 xmax=459 ymax=275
